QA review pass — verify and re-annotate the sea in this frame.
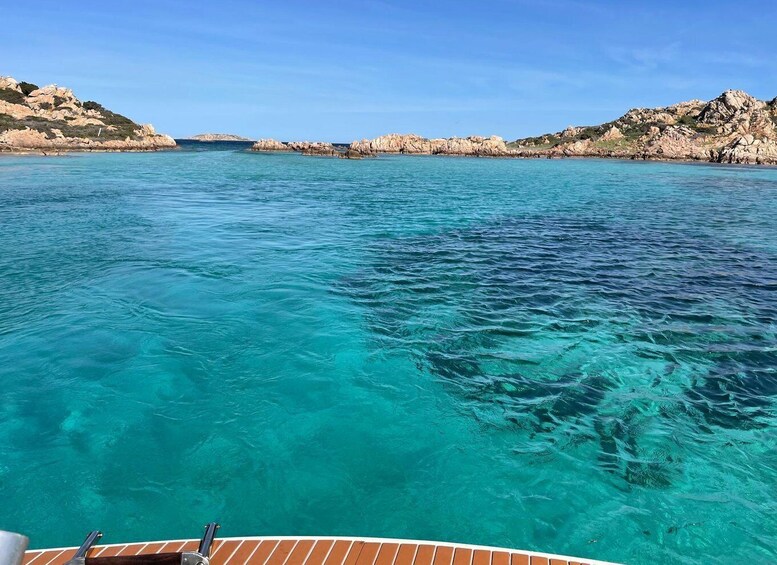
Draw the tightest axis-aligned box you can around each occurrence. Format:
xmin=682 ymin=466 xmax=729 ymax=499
xmin=1 ymin=141 xmax=775 ymax=564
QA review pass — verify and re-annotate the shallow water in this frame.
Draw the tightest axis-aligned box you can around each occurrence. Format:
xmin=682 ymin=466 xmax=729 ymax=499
xmin=0 ymin=146 xmax=775 ymax=564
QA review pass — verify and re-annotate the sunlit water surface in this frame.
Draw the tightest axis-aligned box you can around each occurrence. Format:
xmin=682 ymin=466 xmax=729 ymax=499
xmin=0 ymin=144 xmax=775 ymax=564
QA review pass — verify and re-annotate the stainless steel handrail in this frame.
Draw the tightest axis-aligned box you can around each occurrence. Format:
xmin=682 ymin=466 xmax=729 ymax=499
xmin=0 ymin=530 xmax=29 ymax=565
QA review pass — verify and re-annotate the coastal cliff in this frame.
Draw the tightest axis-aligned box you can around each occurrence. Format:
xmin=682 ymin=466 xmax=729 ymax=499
xmin=347 ymin=90 xmax=777 ymax=164
xmin=0 ymin=76 xmax=176 ymax=153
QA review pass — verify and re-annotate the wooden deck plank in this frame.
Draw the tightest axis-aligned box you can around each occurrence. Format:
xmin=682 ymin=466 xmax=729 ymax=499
xmin=223 ymin=539 xmax=260 ymax=564
xmin=472 ymin=550 xmax=491 ymax=565
xmin=452 ymin=548 xmax=473 ymax=565
xmin=158 ymin=541 xmax=186 ymax=553
xmin=114 ymin=544 xmax=146 ymax=556
xmin=394 ymin=544 xmax=418 ymax=565
xmin=343 ymin=541 xmax=365 ymax=565
xmin=266 ymin=539 xmax=298 ymax=565
xmin=46 ymin=549 xmax=78 ymax=565
xmin=374 ymin=543 xmax=399 ymax=565
xmin=413 ymin=545 xmax=435 ymax=565
xmin=432 ymin=546 xmax=454 ymax=565
xmin=303 ymin=540 xmax=335 ymax=565
xmin=211 ymin=539 xmax=245 ymax=564
xmin=491 ymin=552 xmax=509 ymax=565
xmin=23 ymin=538 xmax=606 ymax=565
xmin=245 ymin=539 xmax=281 ymax=565
xmin=179 ymin=540 xmax=202 ymax=553
xmin=326 ymin=540 xmax=355 ymax=565
xmin=285 ymin=540 xmax=316 ymax=565
xmin=93 ymin=545 xmax=129 ymax=558
xmin=138 ymin=542 xmax=166 ymax=555
xmin=34 ymin=550 xmax=65 ymax=565
xmin=354 ymin=543 xmax=381 ymax=565
xmin=23 ymin=551 xmax=43 ymax=565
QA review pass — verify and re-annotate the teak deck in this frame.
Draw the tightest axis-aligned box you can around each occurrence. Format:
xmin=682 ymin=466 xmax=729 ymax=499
xmin=23 ymin=537 xmax=618 ymax=565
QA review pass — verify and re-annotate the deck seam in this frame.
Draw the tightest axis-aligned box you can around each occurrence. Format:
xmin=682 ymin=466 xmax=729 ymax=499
xmin=24 ymin=552 xmax=46 ymax=565
xmin=320 ymin=539 xmax=338 ymax=565
xmin=429 ymin=545 xmax=439 ymax=565
xmin=281 ymin=540 xmax=302 ymax=565
xmin=40 ymin=550 xmax=65 ymax=565
xmin=134 ymin=543 xmax=150 ymax=555
xmin=296 ymin=539 xmax=318 ymax=565
xmin=222 ymin=539 xmax=245 ymax=564
xmin=211 ymin=539 xmax=231 ymax=559
xmin=381 ymin=543 xmax=399 ymax=565
xmin=338 ymin=541 xmax=356 ymax=565
xmin=371 ymin=543 xmax=382 ymax=565
xmin=408 ymin=544 xmax=420 ymax=565
xmin=256 ymin=539 xmax=281 ymax=565
xmin=240 ymin=540 xmax=265 ymax=565
xmin=116 ymin=544 xmax=135 ymax=556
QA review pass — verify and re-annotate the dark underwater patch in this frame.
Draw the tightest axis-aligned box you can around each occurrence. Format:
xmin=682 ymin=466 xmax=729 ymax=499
xmin=337 ymin=214 xmax=777 ymax=487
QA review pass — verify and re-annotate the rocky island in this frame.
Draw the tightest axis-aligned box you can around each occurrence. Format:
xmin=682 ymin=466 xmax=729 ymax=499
xmin=508 ymin=89 xmax=777 ymax=164
xmin=347 ymin=90 xmax=777 ymax=165
xmin=189 ymin=133 xmax=253 ymax=141
xmin=0 ymin=76 xmax=175 ymax=153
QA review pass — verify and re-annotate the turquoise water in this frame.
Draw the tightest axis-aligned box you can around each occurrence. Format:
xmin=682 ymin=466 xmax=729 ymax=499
xmin=1 ymin=146 xmax=775 ymax=564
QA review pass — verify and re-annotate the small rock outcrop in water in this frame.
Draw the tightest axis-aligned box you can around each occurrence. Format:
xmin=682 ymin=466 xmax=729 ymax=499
xmin=189 ymin=133 xmax=252 ymax=141
xmin=252 ymin=138 xmax=292 ymax=151
xmin=0 ymin=76 xmax=176 ymax=153
xmin=510 ymin=89 xmax=777 ymax=165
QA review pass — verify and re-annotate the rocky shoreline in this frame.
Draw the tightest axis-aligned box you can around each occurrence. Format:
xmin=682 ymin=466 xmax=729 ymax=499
xmin=250 ymin=90 xmax=777 ymax=166
xmin=4 ymin=76 xmax=775 ymax=165
xmin=507 ymin=90 xmax=777 ymax=165
xmin=0 ymin=76 xmax=175 ymax=153
xmin=251 ymin=139 xmax=369 ymax=159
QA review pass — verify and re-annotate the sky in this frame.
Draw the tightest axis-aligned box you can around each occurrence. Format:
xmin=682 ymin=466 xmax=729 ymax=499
xmin=3 ymin=0 xmax=777 ymax=141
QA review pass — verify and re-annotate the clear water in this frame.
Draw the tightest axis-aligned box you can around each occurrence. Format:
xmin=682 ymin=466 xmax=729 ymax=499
xmin=0 ymin=146 xmax=775 ymax=565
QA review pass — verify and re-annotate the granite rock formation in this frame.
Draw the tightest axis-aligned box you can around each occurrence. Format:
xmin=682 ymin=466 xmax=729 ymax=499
xmin=0 ymin=76 xmax=175 ymax=152
xmin=349 ymin=134 xmax=510 ymax=156
xmin=511 ymin=90 xmax=777 ymax=164
xmin=250 ymin=139 xmax=368 ymax=158
xmin=344 ymin=90 xmax=777 ymax=164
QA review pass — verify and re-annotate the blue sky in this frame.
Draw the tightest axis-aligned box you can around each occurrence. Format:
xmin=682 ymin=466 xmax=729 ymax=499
xmin=3 ymin=0 xmax=776 ymax=141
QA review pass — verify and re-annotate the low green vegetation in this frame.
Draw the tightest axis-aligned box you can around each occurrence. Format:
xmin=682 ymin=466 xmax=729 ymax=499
xmin=0 ymin=87 xmax=25 ymax=105
xmin=82 ymin=101 xmax=136 ymax=128
xmin=18 ymin=82 xmax=38 ymax=95
xmin=0 ymin=112 xmax=140 ymax=141
xmin=508 ymin=134 xmax=561 ymax=149
xmin=0 ymin=92 xmax=141 ymax=142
